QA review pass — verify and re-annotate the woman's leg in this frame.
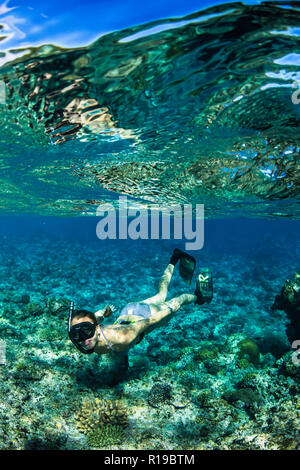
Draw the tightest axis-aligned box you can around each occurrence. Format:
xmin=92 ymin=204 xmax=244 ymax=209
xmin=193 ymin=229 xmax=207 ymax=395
xmin=139 ymin=293 xmax=197 ymax=336
xmin=141 ymin=264 xmax=175 ymax=305
xmin=164 ymin=293 xmax=196 ymax=313
xmin=147 ymin=292 xmax=197 ymax=316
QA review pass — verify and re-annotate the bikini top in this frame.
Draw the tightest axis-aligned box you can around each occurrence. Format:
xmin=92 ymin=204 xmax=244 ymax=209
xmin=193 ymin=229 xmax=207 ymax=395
xmin=100 ymin=324 xmax=130 ymax=356
xmin=99 ymin=302 xmax=154 ymax=355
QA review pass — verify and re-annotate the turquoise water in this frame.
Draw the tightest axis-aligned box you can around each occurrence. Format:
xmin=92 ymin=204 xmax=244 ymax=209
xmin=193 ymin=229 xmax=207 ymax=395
xmin=0 ymin=1 xmax=299 ymax=217
xmin=0 ymin=0 xmax=299 ymax=451
xmin=0 ymin=215 xmax=299 ymax=449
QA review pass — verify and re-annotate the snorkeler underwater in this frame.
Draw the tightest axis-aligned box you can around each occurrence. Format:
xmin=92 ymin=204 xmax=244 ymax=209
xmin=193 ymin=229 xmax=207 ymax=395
xmin=0 ymin=0 xmax=299 ymax=452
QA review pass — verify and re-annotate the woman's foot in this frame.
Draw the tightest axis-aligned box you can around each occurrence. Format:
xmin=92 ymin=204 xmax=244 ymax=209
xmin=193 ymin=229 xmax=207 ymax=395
xmin=169 ymin=248 xmax=184 ymax=266
xmin=169 ymin=248 xmax=196 ymax=285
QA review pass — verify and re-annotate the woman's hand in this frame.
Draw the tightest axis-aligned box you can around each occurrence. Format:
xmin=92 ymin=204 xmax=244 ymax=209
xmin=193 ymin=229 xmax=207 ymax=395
xmin=104 ymin=304 xmax=117 ymax=317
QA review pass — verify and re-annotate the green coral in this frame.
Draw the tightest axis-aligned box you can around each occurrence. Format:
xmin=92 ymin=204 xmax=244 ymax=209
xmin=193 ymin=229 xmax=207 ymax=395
xmin=38 ymin=327 xmax=61 ymax=341
xmin=195 ymin=346 xmax=219 ymax=362
xmin=15 ymin=360 xmax=27 ymax=371
xmin=76 ymin=398 xmax=128 ymax=434
xmin=86 ymin=424 xmax=125 ymax=448
xmin=238 ymin=358 xmax=251 ymax=369
xmin=180 ymin=347 xmax=194 ymax=356
xmin=237 ymin=338 xmax=260 ymax=367
xmin=77 ymin=398 xmax=128 ymax=448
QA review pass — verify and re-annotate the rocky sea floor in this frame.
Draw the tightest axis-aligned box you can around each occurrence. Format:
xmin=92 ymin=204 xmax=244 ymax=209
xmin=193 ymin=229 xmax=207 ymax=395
xmin=0 ymin=229 xmax=299 ymax=450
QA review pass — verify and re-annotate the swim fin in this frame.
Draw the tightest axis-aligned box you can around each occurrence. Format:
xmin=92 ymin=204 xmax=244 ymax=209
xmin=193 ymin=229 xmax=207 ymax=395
xmin=178 ymin=251 xmax=196 ymax=285
xmin=195 ymin=268 xmax=213 ymax=304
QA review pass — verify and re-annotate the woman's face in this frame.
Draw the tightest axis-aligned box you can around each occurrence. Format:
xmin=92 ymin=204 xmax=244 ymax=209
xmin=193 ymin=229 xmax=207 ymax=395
xmin=71 ymin=316 xmax=99 ymax=350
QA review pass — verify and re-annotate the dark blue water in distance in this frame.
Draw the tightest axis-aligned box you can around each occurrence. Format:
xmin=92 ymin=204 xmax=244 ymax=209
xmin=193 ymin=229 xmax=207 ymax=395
xmin=0 ymin=215 xmax=298 ymax=259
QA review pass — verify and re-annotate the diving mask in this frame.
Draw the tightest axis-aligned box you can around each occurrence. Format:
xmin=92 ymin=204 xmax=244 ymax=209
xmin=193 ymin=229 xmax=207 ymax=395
xmin=68 ymin=301 xmax=97 ymax=354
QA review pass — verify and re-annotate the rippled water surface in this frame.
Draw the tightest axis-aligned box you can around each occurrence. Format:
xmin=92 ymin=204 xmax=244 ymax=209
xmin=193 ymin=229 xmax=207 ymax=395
xmin=0 ymin=1 xmax=299 ymax=217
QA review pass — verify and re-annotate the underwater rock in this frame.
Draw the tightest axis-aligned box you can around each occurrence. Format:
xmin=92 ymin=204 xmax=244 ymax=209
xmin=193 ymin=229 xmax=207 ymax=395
xmin=129 ymin=355 xmax=150 ymax=371
xmin=256 ymin=331 xmax=289 ymax=360
xmin=223 ymin=388 xmax=260 ymax=405
xmin=0 ymin=319 xmax=23 ymax=338
xmin=169 ymin=386 xmax=190 ymax=409
xmin=26 ymin=302 xmax=43 ymax=316
xmin=24 ymin=432 xmax=67 ymax=450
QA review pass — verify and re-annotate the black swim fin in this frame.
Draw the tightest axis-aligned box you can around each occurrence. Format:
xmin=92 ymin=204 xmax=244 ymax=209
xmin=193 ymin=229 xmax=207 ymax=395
xmin=178 ymin=251 xmax=196 ymax=285
xmin=195 ymin=268 xmax=213 ymax=304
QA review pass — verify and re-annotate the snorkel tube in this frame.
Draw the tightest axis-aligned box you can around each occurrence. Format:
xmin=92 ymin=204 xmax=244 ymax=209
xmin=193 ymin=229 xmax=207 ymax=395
xmin=68 ymin=301 xmax=96 ymax=354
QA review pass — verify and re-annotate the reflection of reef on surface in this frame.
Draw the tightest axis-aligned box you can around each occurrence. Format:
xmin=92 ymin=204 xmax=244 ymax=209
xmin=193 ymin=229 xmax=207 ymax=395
xmin=0 ymin=2 xmax=299 ymax=217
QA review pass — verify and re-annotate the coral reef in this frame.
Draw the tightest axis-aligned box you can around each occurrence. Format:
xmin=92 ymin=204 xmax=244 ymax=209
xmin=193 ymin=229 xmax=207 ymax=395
xmin=86 ymin=425 xmax=126 ymax=448
xmin=223 ymin=388 xmax=260 ymax=405
xmin=0 ymin=228 xmax=299 ymax=449
xmin=74 ymin=398 xmax=128 ymax=449
xmin=148 ymin=383 xmax=172 ymax=408
xmin=237 ymin=338 xmax=260 ymax=367
xmin=75 ymin=398 xmax=128 ymax=434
